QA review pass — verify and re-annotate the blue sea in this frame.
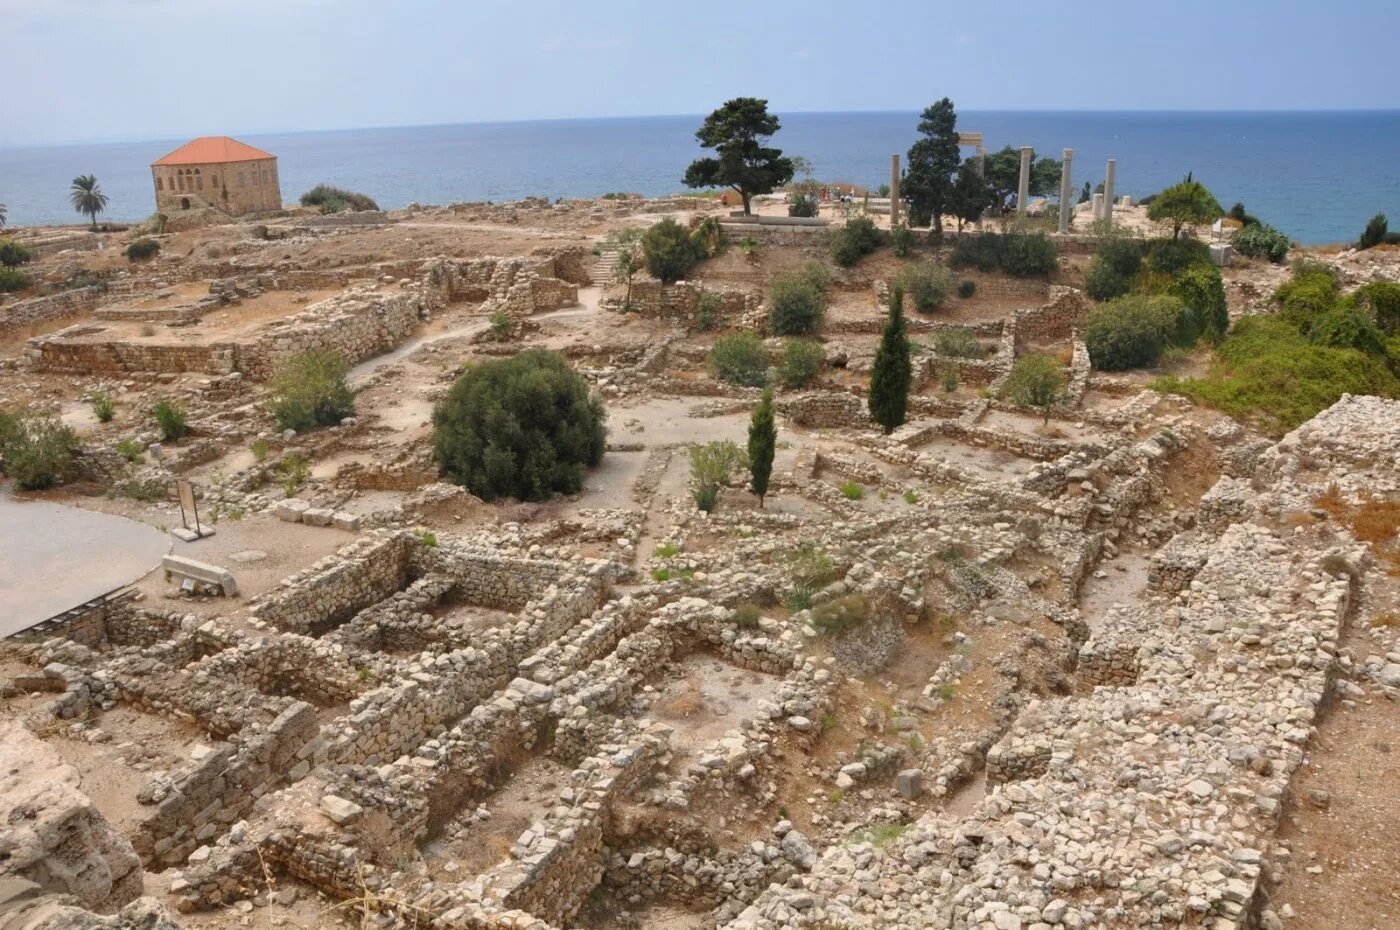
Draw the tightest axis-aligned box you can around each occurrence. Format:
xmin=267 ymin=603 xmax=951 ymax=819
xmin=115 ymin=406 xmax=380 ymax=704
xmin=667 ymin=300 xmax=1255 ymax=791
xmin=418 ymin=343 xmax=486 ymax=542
xmin=2 ymin=111 xmax=1396 ymax=244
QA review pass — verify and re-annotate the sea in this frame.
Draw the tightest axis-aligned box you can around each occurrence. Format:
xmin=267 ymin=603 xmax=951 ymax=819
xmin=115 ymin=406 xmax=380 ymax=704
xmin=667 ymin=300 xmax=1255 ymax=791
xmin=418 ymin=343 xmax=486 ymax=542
xmin=2 ymin=110 xmax=1396 ymax=244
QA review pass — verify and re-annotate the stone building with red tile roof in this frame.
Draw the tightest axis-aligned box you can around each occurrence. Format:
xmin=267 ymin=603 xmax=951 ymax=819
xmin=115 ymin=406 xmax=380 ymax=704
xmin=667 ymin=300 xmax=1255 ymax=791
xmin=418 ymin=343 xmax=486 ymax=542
xmin=151 ymin=136 xmax=281 ymax=216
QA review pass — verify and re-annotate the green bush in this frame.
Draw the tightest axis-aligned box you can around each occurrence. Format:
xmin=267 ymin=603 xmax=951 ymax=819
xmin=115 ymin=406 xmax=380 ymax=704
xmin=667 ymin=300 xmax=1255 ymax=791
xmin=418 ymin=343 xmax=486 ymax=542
xmin=709 ymin=331 xmax=769 ymax=387
xmin=783 ymin=542 xmax=834 ymax=608
xmin=810 ymin=594 xmax=870 ymax=635
xmin=769 ymin=268 xmax=827 ymax=335
xmin=300 ymin=184 xmax=379 ymax=213
xmin=933 ymin=327 xmax=983 ymax=358
xmin=0 ymin=239 xmax=34 ymax=268
xmin=1144 ymin=237 xmax=1211 ymax=275
xmin=115 ymin=438 xmax=144 ymax=463
xmin=1002 ymin=232 xmax=1058 ymax=277
xmin=688 ymin=439 xmax=745 ymax=512
xmin=1233 ymin=223 xmax=1290 ymax=263
xmin=1000 ymin=354 xmax=1065 ymax=420
xmin=778 ymin=339 xmax=825 ymax=388
xmin=890 ymin=223 xmax=915 ymax=258
xmin=1156 ymin=316 xmax=1400 ymax=434
xmin=642 ymin=218 xmax=703 ymax=283
xmin=0 ymin=268 xmax=28 ymax=292
xmin=1275 ymin=262 xmax=1340 ymax=330
xmin=950 ymin=232 xmax=1056 ymax=277
xmin=90 ymin=390 xmax=115 ymax=423
xmin=266 ymin=348 xmax=356 ymax=433
xmin=1358 ymin=213 xmax=1388 ymax=250
xmin=898 ymin=261 xmax=955 ymax=313
xmin=831 ymin=215 xmax=880 ymax=267
xmin=0 ymin=410 xmax=78 ymax=490
xmin=124 ymin=238 xmax=161 ymax=262
xmin=957 ymin=279 xmax=976 ymax=299
xmin=838 ymin=480 xmax=864 ymax=500
xmin=1084 ymin=295 xmax=1187 ymax=370
xmin=489 ymin=310 xmax=512 ymax=340
xmin=733 ymin=602 xmax=762 ymax=630
xmin=1309 ymin=305 xmax=1387 ymax=355
xmin=694 ymin=293 xmax=721 ymax=332
xmin=1166 ymin=264 xmax=1229 ymax=341
xmin=1348 ymin=281 xmax=1400 ymax=335
xmin=788 ymin=194 xmax=819 ymax=218
xmin=153 ymin=398 xmax=188 ymax=441
xmin=431 ymin=349 xmax=605 ymax=501
xmin=1085 ymin=238 xmax=1143 ymax=301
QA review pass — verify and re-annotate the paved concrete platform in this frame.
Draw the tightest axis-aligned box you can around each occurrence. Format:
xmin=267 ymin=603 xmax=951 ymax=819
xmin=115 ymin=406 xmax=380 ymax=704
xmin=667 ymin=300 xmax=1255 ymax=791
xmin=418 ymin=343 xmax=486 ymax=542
xmin=0 ymin=488 xmax=170 ymax=637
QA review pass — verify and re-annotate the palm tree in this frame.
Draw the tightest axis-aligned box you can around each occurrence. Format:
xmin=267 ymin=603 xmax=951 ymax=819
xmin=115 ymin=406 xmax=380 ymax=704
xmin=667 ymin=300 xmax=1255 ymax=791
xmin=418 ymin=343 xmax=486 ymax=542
xmin=70 ymin=175 xmax=109 ymax=230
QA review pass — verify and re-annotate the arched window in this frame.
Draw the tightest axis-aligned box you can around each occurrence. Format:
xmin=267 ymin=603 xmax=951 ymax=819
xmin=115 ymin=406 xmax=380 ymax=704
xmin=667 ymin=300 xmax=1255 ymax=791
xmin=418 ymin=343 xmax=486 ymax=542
xmin=197 ymin=175 xmax=204 ymax=191
xmin=157 ymin=177 xmax=164 ymax=191
xmin=177 ymin=174 xmax=185 ymax=192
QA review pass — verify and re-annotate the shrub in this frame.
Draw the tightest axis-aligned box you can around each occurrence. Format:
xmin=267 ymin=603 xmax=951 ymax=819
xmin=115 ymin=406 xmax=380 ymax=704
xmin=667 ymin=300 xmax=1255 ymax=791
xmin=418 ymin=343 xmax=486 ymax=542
xmin=939 ymin=365 xmax=958 ymax=392
xmin=276 ymin=453 xmax=310 ymax=495
xmin=300 ymin=184 xmax=379 ymax=213
xmin=432 ymin=349 xmax=606 ymax=501
xmin=838 ymin=480 xmax=864 ymax=500
xmin=694 ymin=293 xmax=721 ymax=332
xmin=153 ymin=398 xmax=188 ymax=441
xmin=415 ymin=529 xmax=439 ymax=548
xmin=250 ymin=439 xmax=270 ymax=462
xmin=1275 ymin=262 xmax=1340 ymax=330
xmin=115 ymin=438 xmax=144 ymax=463
xmin=898 ymin=261 xmax=954 ymax=313
xmin=1233 ymin=223 xmax=1290 ymax=263
xmin=689 ymin=440 xmax=745 ymax=512
xmin=788 ymin=194 xmax=819 ymax=218
xmin=869 ymin=286 xmax=911 ymax=433
xmin=1359 ymin=213 xmax=1388 ymax=250
xmin=1156 ymin=316 xmax=1400 ymax=434
xmin=709 ymin=331 xmax=769 ymax=387
xmin=1166 ymin=264 xmax=1229 ymax=341
xmin=691 ymin=216 xmax=727 ymax=258
xmin=1084 ymin=295 xmax=1187 ymax=370
xmin=890 ymin=223 xmax=915 ymax=258
xmin=831 ymin=215 xmax=880 ymax=267
xmin=124 ymin=238 xmax=161 ymax=262
xmin=1084 ymin=237 xmax=1143 ymax=301
xmin=934 ymin=327 xmax=983 ymax=358
xmin=266 ymin=348 xmax=355 ymax=433
xmin=1144 ymin=237 xmax=1211 ymax=275
xmin=1347 ymin=281 xmax=1400 ymax=335
xmin=0 ymin=239 xmax=34 ymax=267
xmin=90 ymin=390 xmax=115 ymax=423
xmin=769 ymin=269 xmax=827 ymax=335
xmin=1000 ymin=354 xmax=1065 ymax=421
xmin=0 ymin=410 xmax=78 ymax=490
xmin=951 ymin=232 xmax=1057 ymax=277
xmin=957 ymin=279 xmax=976 ymax=299
xmin=0 ymin=268 xmax=28 ymax=292
xmin=783 ymin=542 xmax=835 ymax=605
xmin=810 ymin=594 xmax=870 ymax=635
xmin=1002 ymin=232 xmax=1058 ymax=277
xmin=778 ymin=339 xmax=825 ymax=388
xmin=733 ymin=602 xmax=762 ymax=630
xmin=1309 ymin=305 xmax=1387 ymax=355
xmin=489 ymin=310 xmax=512 ymax=340
xmin=651 ymin=567 xmax=672 ymax=583
xmin=642 ymin=218 xmax=703 ymax=283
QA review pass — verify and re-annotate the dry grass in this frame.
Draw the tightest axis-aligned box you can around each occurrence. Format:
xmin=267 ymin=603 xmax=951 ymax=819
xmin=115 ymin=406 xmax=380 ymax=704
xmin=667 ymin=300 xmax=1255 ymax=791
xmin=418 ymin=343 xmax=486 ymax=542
xmin=1312 ymin=486 xmax=1400 ymax=572
xmin=659 ymin=680 xmax=705 ymax=719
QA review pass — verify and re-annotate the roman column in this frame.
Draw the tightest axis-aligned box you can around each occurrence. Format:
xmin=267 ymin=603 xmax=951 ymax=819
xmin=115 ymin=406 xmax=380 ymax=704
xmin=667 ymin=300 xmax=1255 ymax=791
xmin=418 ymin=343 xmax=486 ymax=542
xmin=1103 ymin=158 xmax=1117 ymax=226
xmin=1016 ymin=146 xmax=1032 ymax=216
xmin=890 ymin=154 xmax=901 ymax=226
xmin=976 ymin=144 xmax=986 ymax=175
xmin=1058 ymin=148 xmax=1074 ymax=233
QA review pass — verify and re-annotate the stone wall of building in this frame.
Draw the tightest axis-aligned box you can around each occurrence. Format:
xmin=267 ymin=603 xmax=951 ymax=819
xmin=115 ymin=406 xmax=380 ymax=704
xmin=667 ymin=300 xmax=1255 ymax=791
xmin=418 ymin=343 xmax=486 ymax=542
xmin=251 ymin=531 xmax=419 ymax=635
xmin=0 ymin=287 xmax=104 ymax=337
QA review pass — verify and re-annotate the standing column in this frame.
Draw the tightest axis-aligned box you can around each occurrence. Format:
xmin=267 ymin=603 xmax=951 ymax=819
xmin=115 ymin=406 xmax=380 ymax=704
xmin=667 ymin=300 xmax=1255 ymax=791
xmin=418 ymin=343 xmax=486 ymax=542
xmin=1016 ymin=146 xmax=1032 ymax=216
xmin=1103 ymin=158 xmax=1117 ymax=226
xmin=1058 ymin=148 xmax=1074 ymax=233
xmin=890 ymin=154 xmax=901 ymax=227
xmin=976 ymin=144 xmax=986 ymax=175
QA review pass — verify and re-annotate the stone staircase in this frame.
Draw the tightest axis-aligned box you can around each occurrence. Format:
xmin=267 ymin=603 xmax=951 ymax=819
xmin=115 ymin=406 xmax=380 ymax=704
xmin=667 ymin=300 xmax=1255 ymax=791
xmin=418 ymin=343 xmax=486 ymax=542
xmin=591 ymin=248 xmax=620 ymax=285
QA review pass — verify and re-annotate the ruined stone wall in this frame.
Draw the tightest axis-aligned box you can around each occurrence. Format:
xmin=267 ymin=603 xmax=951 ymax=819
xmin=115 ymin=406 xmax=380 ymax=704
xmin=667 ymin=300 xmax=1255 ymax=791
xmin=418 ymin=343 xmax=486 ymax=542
xmin=0 ymin=286 xmax=104 ymax=336
xmin=1012 ymin=286 xmax=1088 ymax=343
xmin=252 ymin=532 xmax=419 ymax=634
xmin=234 ymin=288 xmax=429 ymax=380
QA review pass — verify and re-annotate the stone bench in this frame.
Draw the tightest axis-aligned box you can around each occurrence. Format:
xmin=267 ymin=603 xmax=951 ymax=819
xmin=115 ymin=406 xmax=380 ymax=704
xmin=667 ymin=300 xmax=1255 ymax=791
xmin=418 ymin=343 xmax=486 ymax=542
xmin=161 ymin=555 xmax=238 ymax=597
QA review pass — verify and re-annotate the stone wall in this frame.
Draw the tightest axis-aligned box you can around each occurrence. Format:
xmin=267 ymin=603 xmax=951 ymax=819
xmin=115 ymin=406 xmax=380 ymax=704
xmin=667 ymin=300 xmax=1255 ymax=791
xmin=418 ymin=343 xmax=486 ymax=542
xmin=0 ymin=287 xmax=104 ymax=337
xmin=252 ymin=532 xmax=419 ymax=634
xmin=1011 ymin=286 xmax=1087 ymax=343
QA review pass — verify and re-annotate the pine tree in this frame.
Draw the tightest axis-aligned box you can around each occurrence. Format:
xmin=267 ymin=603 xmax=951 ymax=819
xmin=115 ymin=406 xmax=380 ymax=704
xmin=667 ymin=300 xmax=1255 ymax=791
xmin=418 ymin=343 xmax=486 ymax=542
xmin=869 ymin=285 xmax=912 ymax=433
xmin=747 ymin=387 xmax=776 ymax=506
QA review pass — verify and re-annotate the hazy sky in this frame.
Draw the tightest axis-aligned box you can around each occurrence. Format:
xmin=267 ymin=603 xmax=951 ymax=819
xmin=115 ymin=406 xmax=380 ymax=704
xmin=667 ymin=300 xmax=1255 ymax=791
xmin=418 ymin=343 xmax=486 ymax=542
xmin=4 ymin=0 xmax=1397 ymax=147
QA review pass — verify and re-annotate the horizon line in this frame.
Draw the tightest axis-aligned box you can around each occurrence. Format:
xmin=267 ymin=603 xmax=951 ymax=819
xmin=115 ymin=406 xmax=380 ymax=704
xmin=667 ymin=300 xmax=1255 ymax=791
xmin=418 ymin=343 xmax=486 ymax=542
xmin=5 ymin=106 xmax=1399 ymax=151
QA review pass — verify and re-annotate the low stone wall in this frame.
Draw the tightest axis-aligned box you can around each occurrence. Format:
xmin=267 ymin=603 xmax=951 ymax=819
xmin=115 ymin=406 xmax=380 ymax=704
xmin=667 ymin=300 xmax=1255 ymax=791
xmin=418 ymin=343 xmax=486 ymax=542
xmin=1012 ymin=286 xmax=1087 ymax=343
xmin=779 ymin=390 xmax=869 ymax=429
xmin=0 ymin=286 xmax=104 ymax=336
xmin=234 ymin=288 xmax=429 ymax=380
xmin=252 ymin=531 xmax=419 ymax=634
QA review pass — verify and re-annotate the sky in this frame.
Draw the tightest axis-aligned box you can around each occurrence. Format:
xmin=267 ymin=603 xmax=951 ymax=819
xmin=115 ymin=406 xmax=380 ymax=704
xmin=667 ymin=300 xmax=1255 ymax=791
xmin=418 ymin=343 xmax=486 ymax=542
xmin=3 ymin=0 xmax=1397 ymax=147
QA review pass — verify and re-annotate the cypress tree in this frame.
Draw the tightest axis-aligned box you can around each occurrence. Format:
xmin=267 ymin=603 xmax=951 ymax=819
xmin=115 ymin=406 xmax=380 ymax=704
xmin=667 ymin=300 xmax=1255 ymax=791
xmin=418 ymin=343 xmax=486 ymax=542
xmin=747 ymin=387 xmax=776 ymax=506
xmin=869 ymin=285 xmax=911 ymax=433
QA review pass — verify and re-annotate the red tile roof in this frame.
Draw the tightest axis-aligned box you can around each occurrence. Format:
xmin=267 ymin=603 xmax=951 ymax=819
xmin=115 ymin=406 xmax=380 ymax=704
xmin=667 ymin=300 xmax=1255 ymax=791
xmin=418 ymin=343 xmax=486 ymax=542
xmin=152 ymin=136 xmax=275 ymax=167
